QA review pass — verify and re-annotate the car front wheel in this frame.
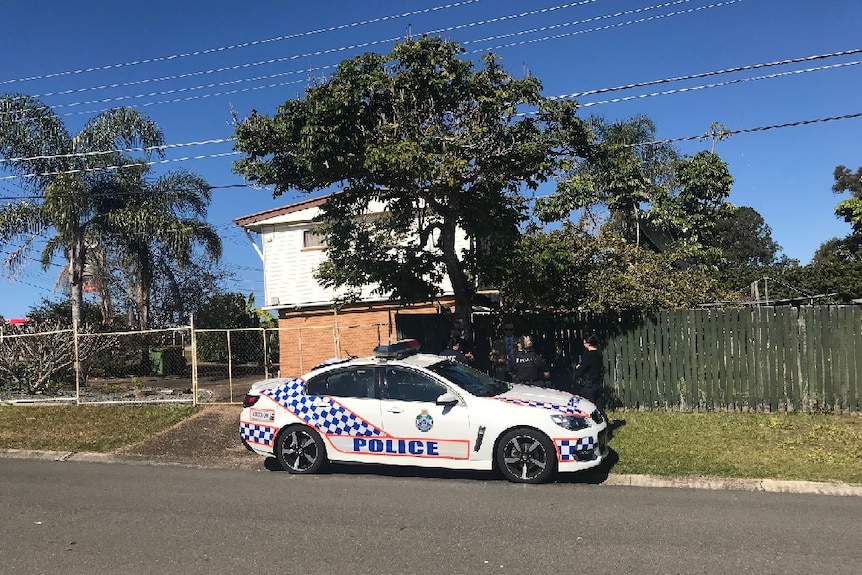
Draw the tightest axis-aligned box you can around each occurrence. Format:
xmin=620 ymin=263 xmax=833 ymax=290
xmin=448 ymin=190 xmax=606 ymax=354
xmin=495 ymin=427 xmax=557 ymax=484
xmin=275 ymin=425 xmax=327 ymax=474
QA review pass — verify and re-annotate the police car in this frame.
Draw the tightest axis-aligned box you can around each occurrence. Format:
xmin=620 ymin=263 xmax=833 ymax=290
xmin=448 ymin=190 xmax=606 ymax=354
xmin=240 ymin=340 xmax=609 ymax=484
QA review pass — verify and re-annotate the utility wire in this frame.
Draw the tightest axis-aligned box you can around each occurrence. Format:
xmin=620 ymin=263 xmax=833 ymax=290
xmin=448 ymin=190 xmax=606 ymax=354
xmin=0 ymin=112 xmax=859 ymax=189
xmin=554 ymin=48 xmax=862 ymax=99
xmin=3 ymin=49 xmax=856 ymax=167
xmin=579 ymin=60 xmax=862 ymax=108
xmin=0 ymin=138 xmax=234 ymax=165
xmin=468 ymin=0 xmax=740 ymax=55
xmin=1 ymin=0 xmax=727 ymax=118
xmin=0 ymin=0 xmax=483 ymax=85
xmin=14 ymin=0 xmax=597 ymax=101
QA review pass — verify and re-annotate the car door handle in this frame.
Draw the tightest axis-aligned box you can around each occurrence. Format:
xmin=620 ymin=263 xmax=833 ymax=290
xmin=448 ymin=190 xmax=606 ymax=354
xmin=387 ymin=407 xmax=404 ymax=414
xmin=312 ymin=400 xmax=330 ymax=408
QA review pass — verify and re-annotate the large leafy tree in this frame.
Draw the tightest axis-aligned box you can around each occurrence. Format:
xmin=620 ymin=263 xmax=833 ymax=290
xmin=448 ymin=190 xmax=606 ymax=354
xmin=786 ymin=236 xmax=862 ymax=303
xmin=233 ymin=37 xmax=593 ymax=335
xmin=713 ymin=206 xmax=780 ymax=267
xmin=832 ymin=164 xmax=862 ymax=234
xmin=534 ymin=115 xmax=678 ymax=243
xmin=535 ymin=115 xmax=733 ymax=263
xmin=0 ymin=94 xmax=163 ymax=327
xmin=501 ymin=221 xmax=724 ymax=312
xmin=708 ymin=205 xmax=797 ymax=298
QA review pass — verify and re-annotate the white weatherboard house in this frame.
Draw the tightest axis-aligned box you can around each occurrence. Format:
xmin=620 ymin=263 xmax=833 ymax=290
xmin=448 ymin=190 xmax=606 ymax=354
xmin=234 ymin=193 xmax=472 ymax=376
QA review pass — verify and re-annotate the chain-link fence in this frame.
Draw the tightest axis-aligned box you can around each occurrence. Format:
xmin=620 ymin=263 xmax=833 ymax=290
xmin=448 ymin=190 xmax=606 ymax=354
xmin=77 ymin=327 xmax=193 ymax=404
xmin=1 ymin=325 xmax=195 ymax=405
xmin=2 ymin=321 xmax=376 ymax=405
xmin=193 ymin=327 xmax=277 ymax=405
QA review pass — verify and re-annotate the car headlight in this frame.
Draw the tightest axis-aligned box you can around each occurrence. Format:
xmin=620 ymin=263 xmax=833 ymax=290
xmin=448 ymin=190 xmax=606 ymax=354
xmin=551 ymin=414 xmax=590 ymax=431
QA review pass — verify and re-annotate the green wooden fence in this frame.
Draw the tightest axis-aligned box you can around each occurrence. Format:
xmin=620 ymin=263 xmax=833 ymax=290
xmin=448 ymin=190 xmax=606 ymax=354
xmin=531 ymin=306 xmax=861 ymax=413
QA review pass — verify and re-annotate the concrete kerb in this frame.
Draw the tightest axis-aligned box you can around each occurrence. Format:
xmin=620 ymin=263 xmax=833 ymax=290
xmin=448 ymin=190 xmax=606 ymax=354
xmin=601 ymin=473 xmax=862 ymax=497
xmin=2 ymin=448 xmax=861 ymax=496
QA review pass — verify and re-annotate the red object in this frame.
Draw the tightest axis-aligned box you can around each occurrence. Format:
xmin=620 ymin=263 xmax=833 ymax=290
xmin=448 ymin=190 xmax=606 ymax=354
xmin=83 ymin=284 xmax=99 ymax=293
xmin=7 ymin=318 xmax=30 ymax=326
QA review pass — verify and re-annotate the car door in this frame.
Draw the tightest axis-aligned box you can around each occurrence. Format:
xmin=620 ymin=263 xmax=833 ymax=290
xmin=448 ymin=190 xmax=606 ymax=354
xmin=378 ymin=366 xmax=472 ymax=461
xmin=304 ymin=365 xmax=384 ymax=461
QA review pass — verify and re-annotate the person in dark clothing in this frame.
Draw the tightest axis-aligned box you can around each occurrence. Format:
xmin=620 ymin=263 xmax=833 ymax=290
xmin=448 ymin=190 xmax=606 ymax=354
xmin=450 ymin=318 xmax=475 ymax=366
xmin=490 ymin=321 xmax=517 ymax=381
xmin=509 ymin=335 xmax=550 ymax=386
xmin=440 ymin=337 xmax=469 ymax=364
xmin=573 ymin=332 xmax=604 ymax=410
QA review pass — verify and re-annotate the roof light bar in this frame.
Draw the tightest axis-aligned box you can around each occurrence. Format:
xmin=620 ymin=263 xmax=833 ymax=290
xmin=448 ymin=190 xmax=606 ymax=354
xmin=373 ymin=339 xmax=421 ymax=359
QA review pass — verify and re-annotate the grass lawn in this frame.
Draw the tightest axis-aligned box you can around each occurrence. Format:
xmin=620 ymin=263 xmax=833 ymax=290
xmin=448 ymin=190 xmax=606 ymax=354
xmin=1 ymin=405 xmax=860 ymax=484
xmin=607 ymin=411 xmax=862 ymax=484
xmin=0 ymin=404 xmax=197 ymax=452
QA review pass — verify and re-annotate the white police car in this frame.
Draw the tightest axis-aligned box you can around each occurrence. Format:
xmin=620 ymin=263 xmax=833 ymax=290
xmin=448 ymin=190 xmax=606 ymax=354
xmin=240 ymin=340 xmax=609 ymax=484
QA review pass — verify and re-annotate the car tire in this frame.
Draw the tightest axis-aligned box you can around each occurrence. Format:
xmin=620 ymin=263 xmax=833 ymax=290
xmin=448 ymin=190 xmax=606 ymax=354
xmin=275 ymin=425 xmax=327 ymax=474
xmin=495 ymin=427 xmax=557 ymax=484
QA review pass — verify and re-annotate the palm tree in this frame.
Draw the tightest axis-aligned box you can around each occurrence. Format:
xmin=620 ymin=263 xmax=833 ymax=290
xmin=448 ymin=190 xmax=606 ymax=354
xmin=0 ymin=93 xmax=165 ymax=327
xmin=103 ymin=166 xmax=222 ymax=328
xmin=0 ymin=93 xmax=220 ymax=329
xmin=585 ymin=115 xmax=679 ymax=246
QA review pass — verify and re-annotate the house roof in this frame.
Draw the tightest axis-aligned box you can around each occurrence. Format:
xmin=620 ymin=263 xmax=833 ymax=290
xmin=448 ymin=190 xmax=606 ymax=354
xmin=233 ymin=193 xmax=331 ymax=229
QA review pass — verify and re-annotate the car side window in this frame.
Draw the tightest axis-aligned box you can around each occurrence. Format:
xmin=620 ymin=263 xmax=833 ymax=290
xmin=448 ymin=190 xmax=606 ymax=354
xmin=384 ymin=368 xmax=448 ymax=402
xmin=306 ymin=367 xmax=377 ymax=399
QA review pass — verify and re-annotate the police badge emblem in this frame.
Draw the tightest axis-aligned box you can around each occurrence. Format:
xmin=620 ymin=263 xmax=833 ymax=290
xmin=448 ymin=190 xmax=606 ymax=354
xmin=415 ymin=409 xmax=434 ymax=432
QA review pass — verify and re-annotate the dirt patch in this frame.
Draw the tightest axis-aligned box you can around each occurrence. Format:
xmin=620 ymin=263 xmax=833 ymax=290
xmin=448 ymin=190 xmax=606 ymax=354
xmin=116 ymin=405 xmax=264 ymax=470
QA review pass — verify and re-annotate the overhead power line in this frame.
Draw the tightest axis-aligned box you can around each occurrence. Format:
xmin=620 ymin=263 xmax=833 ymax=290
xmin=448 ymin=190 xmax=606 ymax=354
xmin=1 ymin=45 xmax=857 ymax=169
xmin=0 ymin=112 xmax=859 ymax=190
xmin=0 ymin=0 xmax=483 ymax=85
xmin=0 ymin=138 xmax=235 ymax=165
xmin=642 ymin=112 xmax=862 ymax=146
xmin=468 ymin=0 xmax=741 ymax=55
xmin=2 ymin=0 xmax=730 ymax=119
xmin=555 ymin=48 xmax=862 ymax=99
xmin=0 ymin=152 xmax=240 ymax=182
xmin=15 ymin=0 xmax=598 ymax=101
xmin=578 ymin=60 xmax=862 ymax=108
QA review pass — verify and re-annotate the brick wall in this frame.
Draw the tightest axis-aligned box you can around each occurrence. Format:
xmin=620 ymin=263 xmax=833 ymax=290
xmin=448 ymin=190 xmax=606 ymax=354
xmin=275 ymin=301 xmax=451 ymax=377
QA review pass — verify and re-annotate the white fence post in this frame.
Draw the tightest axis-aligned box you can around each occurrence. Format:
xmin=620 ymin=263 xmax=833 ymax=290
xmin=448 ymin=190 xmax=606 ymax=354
xmin=191 ymin=314 xmax=198 ymax=406
xmin=73 ymin=318 xmax=81 ymax=405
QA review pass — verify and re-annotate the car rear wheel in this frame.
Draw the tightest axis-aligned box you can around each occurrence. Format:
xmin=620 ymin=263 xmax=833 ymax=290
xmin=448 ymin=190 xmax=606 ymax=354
xmin=495 ymin=427 xmax=557 ymax=484
xmin=275 ymin=425 xmax=327 ymax=474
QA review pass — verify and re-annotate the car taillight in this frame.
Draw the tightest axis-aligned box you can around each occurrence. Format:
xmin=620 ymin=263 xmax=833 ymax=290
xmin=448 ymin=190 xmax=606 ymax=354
xmin=243 ymin=394 xmax=260 ymax=408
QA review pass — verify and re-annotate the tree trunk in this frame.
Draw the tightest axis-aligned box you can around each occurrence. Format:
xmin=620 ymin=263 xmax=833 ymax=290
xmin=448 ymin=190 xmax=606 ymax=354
xmin=439 ymin=216 xmax=474 ymax=338
xmin=68 ymin=233 xmax=85 ymax=328
xmin=68 ymin=231 xmax=86 ymax=390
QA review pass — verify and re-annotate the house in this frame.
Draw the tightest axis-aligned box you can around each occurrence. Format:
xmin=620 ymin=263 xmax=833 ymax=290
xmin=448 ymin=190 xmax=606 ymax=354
xmin=233 ymin=193 xmax=474 ymax=376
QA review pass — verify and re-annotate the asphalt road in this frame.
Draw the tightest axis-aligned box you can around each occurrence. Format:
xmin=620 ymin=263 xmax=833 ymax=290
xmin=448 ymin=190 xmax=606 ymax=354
xmin=2 ymin=458 xmax=861 ymax=575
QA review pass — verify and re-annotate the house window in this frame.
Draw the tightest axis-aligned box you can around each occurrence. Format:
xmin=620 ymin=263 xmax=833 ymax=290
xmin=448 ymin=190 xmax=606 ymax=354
xmin=303 ymin=229 xmax=326 ymax=249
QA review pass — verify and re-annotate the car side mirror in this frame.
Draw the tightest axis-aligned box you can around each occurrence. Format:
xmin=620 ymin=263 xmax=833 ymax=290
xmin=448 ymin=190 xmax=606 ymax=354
xmin=436 ymin=392 xmax=459 ymax=405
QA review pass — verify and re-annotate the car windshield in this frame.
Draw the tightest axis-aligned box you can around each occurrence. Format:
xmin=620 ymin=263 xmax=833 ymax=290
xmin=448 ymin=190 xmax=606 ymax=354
xmin=426 ymin=360 xmax=511 ymax=397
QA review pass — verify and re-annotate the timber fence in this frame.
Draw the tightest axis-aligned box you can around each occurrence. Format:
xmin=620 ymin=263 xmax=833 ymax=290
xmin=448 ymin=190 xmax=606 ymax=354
xmin=1 ymin=305 xmax=859 ymax=411
xmin=533 ymin=306 xmax=861 ymax=413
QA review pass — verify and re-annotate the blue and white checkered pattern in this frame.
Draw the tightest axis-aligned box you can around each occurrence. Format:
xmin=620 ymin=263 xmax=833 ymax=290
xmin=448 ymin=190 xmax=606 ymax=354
xmin=240 ymin=422 xmax=277 ymax=447
xmin=556 ymin=436 xmax=597 ymax=461
xmin=264 ymin=377 xmax=383 ymax=437
xmin=496 ymin=397 xmax=589 ymax=417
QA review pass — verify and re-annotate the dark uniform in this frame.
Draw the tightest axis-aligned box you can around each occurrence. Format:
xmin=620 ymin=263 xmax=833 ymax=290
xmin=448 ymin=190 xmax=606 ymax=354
xmin=509 ymin=349 xmax=549 ymax=386
xmin=440 ymin=338 xmax=469 ymax=364
xmin=574 ymin=344 xmax=605 ymax=410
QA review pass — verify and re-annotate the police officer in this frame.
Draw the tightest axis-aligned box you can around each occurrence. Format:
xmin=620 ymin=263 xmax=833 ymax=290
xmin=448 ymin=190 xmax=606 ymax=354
xmin=509 ymin=335 xmax=550 ymax=386
xmin=440 ymin=337 xmax=469 ymax=364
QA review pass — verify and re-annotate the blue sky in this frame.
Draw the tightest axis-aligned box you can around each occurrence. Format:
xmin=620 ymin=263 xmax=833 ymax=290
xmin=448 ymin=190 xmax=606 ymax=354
xmin=1 ymin=0 xmax=860 ymax=319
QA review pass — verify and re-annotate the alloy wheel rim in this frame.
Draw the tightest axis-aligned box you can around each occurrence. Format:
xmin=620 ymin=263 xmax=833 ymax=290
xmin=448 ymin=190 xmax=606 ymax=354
xmin=503 ymin=435 xmax=547 ymax=480
xmin=281 ymin=430 xmax=318 ymax=471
